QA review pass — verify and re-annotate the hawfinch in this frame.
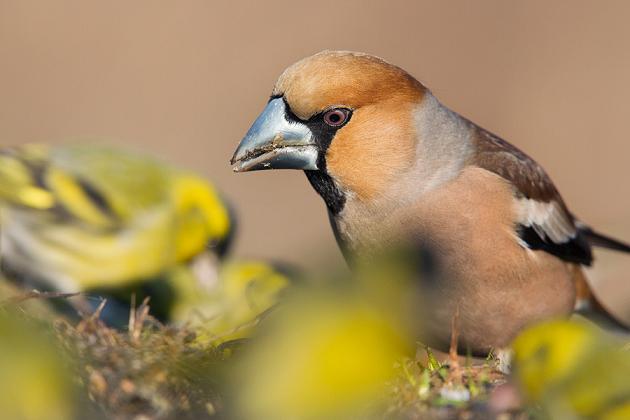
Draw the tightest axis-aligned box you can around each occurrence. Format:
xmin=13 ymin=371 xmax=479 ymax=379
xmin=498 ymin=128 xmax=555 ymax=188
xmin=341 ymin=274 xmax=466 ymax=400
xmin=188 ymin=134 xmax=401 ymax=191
xmin=230 ymin=51 xmax=630 ymax=354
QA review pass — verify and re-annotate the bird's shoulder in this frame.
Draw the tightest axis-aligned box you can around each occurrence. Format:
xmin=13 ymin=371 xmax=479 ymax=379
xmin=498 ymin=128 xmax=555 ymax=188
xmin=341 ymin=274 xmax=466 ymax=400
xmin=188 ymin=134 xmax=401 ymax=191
xmin=469 ymin=126 xmax=592 ymax=265
xmin=471 ymin=128 xmax=559 ymax=202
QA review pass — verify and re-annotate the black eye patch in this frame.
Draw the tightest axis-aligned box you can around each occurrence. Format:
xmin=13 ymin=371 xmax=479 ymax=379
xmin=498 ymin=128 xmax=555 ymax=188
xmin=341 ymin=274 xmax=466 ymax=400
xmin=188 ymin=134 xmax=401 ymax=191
xmin=280 ymin=98 xmax=353 ymax=160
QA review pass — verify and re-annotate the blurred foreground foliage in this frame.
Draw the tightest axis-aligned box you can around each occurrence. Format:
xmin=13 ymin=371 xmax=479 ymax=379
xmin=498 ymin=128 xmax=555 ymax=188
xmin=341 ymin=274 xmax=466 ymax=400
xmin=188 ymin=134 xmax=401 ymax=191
xmin=2 ymin=277 xmax=629 ymax=420
xmin=0 ymin=307 xmax=76 ymax=420
xmin=56 ymin=299 xmax=227 ymax=419
xmin=511 ymin=319 xmax=630 ymax=419
xmin=0 ymin=277 xmax=513 ymax=420
xmin=0 ymin=288 xmax=229 ymax=419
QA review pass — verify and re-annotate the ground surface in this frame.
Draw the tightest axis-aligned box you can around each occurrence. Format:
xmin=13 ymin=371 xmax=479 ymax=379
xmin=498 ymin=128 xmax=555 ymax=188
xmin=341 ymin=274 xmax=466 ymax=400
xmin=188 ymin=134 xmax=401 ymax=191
xmin=1 ymin=287 xmax=527 ymax=419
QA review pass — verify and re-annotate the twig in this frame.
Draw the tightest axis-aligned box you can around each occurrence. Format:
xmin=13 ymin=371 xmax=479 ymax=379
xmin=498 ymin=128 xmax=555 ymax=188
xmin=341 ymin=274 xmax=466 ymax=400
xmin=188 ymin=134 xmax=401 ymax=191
xmin=449 ymin=304 xmax=461 ymax=376
xmin=0 ymin=289 xmax=80 ymax=306
xmin=128 ymin=293 xmax=136 ymax=337
xmin=88 ymin=298 xmax=108 ymax=322
xmin=129 ymin=295 xmax=151 ymax=343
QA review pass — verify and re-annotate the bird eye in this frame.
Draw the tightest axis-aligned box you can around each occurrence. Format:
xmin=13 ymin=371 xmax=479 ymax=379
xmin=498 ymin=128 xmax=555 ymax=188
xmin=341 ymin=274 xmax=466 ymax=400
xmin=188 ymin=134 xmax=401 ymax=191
xmin=323 ymin=109 xmax=350 ymax=127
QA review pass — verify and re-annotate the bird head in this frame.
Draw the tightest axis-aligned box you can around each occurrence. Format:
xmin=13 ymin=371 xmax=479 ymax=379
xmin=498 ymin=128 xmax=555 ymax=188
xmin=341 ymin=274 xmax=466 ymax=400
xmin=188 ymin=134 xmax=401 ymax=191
xmin=171 ymin=174 xmax=234 ymax=261
xmin=231 ymin=51 xmax=426 ymax=209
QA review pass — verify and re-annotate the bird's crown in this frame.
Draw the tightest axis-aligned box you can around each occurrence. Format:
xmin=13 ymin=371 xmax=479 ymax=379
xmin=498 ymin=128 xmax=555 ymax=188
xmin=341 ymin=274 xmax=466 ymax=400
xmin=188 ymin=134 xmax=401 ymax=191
xmin=273 ymin=50 xmax=424 ymax=120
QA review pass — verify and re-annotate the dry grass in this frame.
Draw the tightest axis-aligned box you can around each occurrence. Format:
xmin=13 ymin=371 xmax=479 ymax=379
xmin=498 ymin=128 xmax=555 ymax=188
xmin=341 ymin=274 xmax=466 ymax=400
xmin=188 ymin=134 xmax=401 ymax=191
xmin=57 ymin=300 xmax=230 ymax=419
xmin=0 ymin=288 xmax=528 ymax=419
xmin=1 ymin=292 xmax=229 ymax=419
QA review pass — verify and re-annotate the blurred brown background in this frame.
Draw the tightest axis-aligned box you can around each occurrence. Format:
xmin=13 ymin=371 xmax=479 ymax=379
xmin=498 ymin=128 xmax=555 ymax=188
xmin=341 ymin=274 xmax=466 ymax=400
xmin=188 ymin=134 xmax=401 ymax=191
xmin=1 ymin=1 xmax=629 ymax=317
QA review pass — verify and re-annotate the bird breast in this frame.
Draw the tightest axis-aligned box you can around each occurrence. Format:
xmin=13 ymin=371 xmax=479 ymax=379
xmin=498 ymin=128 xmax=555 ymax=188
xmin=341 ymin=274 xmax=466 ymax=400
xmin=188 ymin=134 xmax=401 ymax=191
xmin=332 ymin=166 xmax=577 ymax=353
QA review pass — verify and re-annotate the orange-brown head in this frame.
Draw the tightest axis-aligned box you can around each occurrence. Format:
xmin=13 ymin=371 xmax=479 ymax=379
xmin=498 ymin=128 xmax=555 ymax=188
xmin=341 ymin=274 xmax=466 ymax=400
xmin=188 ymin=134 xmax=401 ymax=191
xmin=231 ymin=51 xmax=426 ymax=213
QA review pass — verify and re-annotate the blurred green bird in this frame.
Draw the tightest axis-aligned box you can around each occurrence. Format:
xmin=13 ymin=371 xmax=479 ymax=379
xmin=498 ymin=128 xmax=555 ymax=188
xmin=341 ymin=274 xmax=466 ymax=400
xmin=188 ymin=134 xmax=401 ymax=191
xmin=512 ymin=319 xmax=630 ymax=419
xmin=0 ymin=143 xmax=234 ymax=293
xmin=166 ymin=258 xmax=294 ymax=345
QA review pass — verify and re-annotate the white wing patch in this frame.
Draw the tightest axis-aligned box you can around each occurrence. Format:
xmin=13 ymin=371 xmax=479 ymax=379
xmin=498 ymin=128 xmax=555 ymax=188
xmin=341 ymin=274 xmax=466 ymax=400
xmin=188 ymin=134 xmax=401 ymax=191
xmin=515 ymin=198 xmax=577 ymax=245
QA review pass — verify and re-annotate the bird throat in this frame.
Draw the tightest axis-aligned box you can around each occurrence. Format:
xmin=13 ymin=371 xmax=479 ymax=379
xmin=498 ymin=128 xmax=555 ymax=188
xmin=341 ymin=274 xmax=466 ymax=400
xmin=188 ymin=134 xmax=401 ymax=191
xmin=304 ymin=170 xmax=346 ymax=215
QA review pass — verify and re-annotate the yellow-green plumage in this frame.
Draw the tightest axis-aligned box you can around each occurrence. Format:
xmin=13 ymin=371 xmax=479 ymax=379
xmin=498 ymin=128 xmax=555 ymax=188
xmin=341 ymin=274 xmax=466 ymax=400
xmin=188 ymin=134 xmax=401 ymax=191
xmin=512 ymin=319 xmax=630 ymax=419
xmin=167 ymin=259 xmax=292 ymax=345
xmin=0 ymin=144 xmax=232 ymax=291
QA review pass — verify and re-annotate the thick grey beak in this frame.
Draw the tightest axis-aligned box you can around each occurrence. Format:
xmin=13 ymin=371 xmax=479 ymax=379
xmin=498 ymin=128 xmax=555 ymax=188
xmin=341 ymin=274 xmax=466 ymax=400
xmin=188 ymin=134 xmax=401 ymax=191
xmin=230 ymin=98 xmax=318 ymax=172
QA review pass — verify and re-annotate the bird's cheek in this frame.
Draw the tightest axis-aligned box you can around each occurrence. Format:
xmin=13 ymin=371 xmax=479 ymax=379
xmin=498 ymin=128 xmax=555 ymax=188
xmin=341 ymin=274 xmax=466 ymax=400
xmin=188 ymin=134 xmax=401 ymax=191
xmin=325 ymin=107 xmax=417 ymax=201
